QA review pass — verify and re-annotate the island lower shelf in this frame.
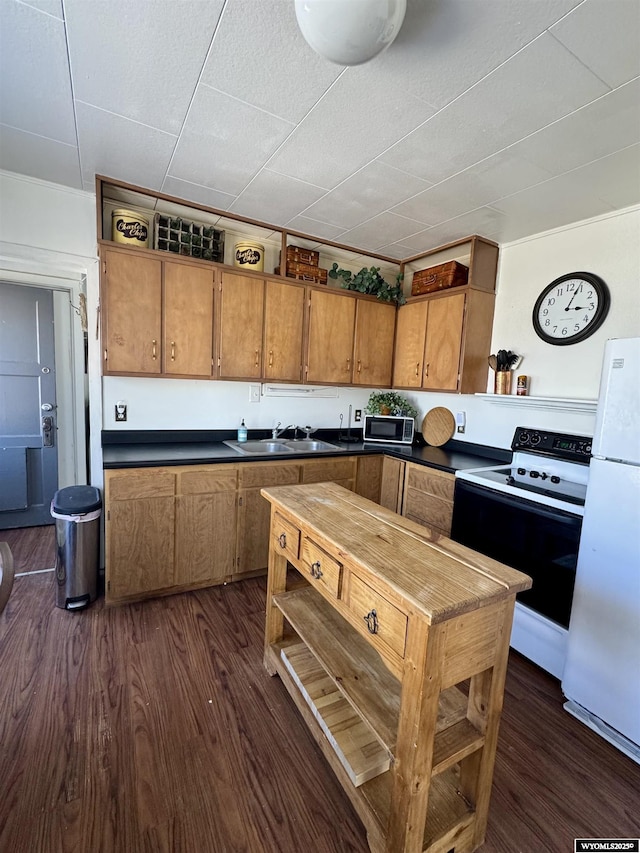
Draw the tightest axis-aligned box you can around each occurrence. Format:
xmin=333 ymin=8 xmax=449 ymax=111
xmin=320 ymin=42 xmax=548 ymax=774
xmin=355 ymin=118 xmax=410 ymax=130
xmin=267 ymin=585 xmax=487 ymax=849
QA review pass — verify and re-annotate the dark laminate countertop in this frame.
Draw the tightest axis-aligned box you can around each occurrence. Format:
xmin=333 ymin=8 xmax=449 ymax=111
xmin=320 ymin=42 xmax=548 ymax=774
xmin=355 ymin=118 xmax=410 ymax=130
xmin=102 ymin=430 xmax=510 ymax=474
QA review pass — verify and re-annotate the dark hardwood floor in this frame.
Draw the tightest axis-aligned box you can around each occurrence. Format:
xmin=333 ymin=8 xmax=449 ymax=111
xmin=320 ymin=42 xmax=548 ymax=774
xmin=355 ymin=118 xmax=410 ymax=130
xmin=1 ymin=567 xmax=638 ymax=853
xmin=0 ymin=524 xmax=56 ymax=574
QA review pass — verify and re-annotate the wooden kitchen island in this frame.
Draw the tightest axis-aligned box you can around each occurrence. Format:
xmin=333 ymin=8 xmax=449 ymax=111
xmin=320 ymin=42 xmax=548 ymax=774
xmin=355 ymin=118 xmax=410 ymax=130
xmin=262 ymin=482 xmax=531 ymax=853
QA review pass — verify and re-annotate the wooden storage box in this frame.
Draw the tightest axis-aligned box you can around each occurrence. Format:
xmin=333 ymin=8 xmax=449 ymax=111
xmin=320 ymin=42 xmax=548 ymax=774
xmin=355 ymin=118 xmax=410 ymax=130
xmin=275 ymin=263 xmax=328 ymax=285
xmin=285 ymin=245 xmax=320 ymax=266
xmin=411 ymin=260 xmax=468 ymax=295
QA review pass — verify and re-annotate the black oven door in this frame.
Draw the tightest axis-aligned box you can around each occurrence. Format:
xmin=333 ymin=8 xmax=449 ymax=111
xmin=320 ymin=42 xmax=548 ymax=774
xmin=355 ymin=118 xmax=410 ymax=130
xmin=450 ymin=480 xmax=582 ymax=628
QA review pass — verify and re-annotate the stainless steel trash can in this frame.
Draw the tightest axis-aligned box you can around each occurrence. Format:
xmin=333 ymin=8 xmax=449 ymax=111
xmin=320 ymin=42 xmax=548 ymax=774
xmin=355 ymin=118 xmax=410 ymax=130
xmin=51 ymin=485 xmax=102 ymax=610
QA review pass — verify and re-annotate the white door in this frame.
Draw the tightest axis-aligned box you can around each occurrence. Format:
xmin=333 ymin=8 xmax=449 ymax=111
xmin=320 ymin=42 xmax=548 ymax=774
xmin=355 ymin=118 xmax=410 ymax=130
xmin=0 ymin=282 xmax=58 ymax=528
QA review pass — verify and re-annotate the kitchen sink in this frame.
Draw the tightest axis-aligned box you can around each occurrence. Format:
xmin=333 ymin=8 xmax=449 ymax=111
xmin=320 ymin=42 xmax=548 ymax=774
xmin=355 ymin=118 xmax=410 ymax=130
xmin=283 ymin=439 xmax=343 ymax=452
xmin=224 ymin=440 xmax=295 ymax=455
xmin=223 ymin=438 xmax=344 ymax=456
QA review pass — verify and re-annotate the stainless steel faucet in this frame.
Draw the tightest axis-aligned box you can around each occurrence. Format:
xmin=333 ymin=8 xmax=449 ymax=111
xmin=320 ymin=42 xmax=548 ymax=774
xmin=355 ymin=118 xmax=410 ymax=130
xmin=272 ymin=422 xmax=298 ymax=439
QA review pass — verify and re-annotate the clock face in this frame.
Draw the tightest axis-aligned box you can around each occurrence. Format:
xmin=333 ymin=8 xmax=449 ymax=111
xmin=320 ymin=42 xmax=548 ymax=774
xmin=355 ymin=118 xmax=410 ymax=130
xmin=532 ymin=272 xmax=610 ymax=345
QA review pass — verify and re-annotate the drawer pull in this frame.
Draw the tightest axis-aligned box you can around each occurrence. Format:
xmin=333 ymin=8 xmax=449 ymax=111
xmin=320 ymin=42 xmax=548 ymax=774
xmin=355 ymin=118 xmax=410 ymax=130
xmin=310 ymin=560 xmax=323 ymax=579
xmin=278 ymin=533 xmax=287 ymax=549
xmin=364 ymin=609 xmax=378 ymax=635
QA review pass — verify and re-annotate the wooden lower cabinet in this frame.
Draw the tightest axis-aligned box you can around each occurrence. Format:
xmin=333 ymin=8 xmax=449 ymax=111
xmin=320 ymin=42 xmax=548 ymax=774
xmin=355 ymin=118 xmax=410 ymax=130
xmin=301 ymin=457 xmax=357 ymax=492
xmin=104 ymin=468 xmax=176 ymax=603
xmin=174 ymin=465 xmax=238 ymax=586
xmin=355 ymin=455 xmax=383 ymax=503
xmin=401 ymin=461 xmax=455 ymax=536
xmin=379 ymin=456 xmax=405 ymax=512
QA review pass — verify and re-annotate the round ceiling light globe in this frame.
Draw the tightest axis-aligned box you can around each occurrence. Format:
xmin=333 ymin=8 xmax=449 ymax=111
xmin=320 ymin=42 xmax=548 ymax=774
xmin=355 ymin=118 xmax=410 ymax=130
xmin=294 ymin=0 xmax=407 ymax=66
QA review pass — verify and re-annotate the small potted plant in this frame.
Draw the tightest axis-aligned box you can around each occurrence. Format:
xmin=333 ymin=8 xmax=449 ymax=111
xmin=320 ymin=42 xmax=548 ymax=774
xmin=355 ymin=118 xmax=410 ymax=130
xmin=328 ymin=264 xmax=405 ymax=305
xmin=365 ymin=391 xmax=417 ymax=418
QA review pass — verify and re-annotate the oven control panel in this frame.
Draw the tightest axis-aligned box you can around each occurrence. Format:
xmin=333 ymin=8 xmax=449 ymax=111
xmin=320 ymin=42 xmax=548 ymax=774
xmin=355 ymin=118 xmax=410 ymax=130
xmin=511 ymin=427 xmax=592 ymax=462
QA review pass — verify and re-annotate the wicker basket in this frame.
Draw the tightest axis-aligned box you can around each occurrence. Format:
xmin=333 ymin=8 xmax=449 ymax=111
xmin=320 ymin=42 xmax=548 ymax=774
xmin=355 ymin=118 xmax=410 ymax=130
xmin=411 ymin=260 xmax=468 ymax=295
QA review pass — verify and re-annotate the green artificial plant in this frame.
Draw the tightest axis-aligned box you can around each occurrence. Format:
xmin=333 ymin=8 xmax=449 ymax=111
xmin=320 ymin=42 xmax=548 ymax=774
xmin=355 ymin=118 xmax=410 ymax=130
xmin=364 ymin=391 xmax=418 ymax=419
xmin=328 ymin=264 xmax=405 ymax=305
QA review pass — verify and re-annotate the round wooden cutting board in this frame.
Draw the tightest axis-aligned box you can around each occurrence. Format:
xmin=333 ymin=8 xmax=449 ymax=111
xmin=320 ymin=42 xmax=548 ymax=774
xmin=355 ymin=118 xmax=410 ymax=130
xmin=421 ymin=407 xmax=455 ymax=446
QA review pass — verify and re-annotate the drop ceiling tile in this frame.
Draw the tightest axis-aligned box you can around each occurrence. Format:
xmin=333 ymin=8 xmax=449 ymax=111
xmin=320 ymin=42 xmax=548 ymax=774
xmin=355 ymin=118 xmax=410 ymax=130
xmin=505 ymin=79 xmax=640 ymax=176
xmin=169 ymin=85 xmax=294 ymax=197
xmin=0 ymin=0 xmax=76 ymax=144
xmin=550 ymin=0 xmax=640 ymax=88
xmin=339 ymin=212 xmax=426 ymax=252
xmin=75 ymin=102 xmax=177 ymax=190
xmin=366 ymin=0 xmax=581 ymax=109
xmin=284 ymin=216 xmax=345 ymax=242
xmin=392 ymin=152 xmax=555 ymax=224
xmin=0 ymin=124 xmax=81 ymax=188
xmin=380 ymin=32 xmax=610 ymax=184
xmin=161 ymin=176 xmax=236 ymax=212
xmin=400 ymin=207 xmax=510 ymax=253
xmin=301 ymin=161 xmax=433 ymax=230
xmin=230 ymin=170 xmax=326 ymax=225
xmin=572 ymin=144 xmax=640 ymax=209
xmin=490 ymin=169 xmax=618 ymax=241
xmin=201 ymin=0 xmax=342 ymax=123
xmin=64 ymin=0 xmax=224 ymax=136
xmin=21 ymin=0 xmax=63 ymax=18
xmin=266 ymin=70 xmax=436 ymax=189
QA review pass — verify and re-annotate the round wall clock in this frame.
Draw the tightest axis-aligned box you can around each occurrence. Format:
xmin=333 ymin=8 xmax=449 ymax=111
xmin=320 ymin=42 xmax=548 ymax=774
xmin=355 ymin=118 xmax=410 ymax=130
xmin=532 ymin=271 xmax=610 ymax=345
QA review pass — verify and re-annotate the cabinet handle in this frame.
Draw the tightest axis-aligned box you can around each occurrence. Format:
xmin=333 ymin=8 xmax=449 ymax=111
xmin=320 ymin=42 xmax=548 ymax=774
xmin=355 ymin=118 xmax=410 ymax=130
xmin=278 ymin=533 xmax=287 ymax=549
xmin=424 ymin=362 xmax=429 ymax=377
xmin=310 ymin=560 xmax=323 ymax=579
xmin=357 ymin=360 xmax=361 ymax=374
xmin=346 ymin=357 xmax=351 ymax=372
xmin=415 ymin=362 xmax=420 ymax=377
xmin=255 ymin=349 xmax=260 ymax=367
xmin=269 ymin=350 xmax=273 ymax=367
xmin=171 ymin=341 xmax=176 ymax=361
xmin=152 ymin=340 xmax=157 ymax=360
xmin=364 ymin=609 xmax=378 ymax=635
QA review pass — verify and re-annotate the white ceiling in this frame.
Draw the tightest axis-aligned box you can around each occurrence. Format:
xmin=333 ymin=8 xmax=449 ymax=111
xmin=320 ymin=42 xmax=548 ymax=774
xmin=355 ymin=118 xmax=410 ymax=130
xmin=1 ymin=0 xmax=639 ymax=257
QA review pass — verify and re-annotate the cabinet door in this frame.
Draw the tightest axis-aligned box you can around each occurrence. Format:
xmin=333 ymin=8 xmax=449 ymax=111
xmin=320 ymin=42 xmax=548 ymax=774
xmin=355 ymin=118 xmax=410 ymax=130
xmin=380 ymin=456 xmax=405 ymax=513
xmin=392 ymin=301 xmax=428 ymax=388
xmin=306 ymin=290 xmax=356 ymax=384
xmin=353 ymin=299 xmax=395 ymax=387
xmin=218 ymin=272 xmax=264 ymax=379
xmin=105 ymin=468 xmax=176 ymax=602
xmin=175 ymin=466 xmax=238 ymax=586
xmin=164 ymin=261 xmax=214 ymax=377
xmin=401 ymin=462 xmax=454 ymax=536
xmin=355 ymin=455 xmax=383 ymax=503
xmin=102 ymin=248 xmax=162 ymax=374
xmin=423 ymin=293 xmax=465 ymax=391
xmin=237 ymin=462 xmax=301 ymax=574
xmin=263 ymin=279 xmax=305 ymax=382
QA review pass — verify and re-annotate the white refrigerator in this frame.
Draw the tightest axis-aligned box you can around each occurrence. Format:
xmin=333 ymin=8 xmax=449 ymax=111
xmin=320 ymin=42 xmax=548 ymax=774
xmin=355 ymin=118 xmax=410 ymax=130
xmin=562 ymin=337 xmax=640 ymax=763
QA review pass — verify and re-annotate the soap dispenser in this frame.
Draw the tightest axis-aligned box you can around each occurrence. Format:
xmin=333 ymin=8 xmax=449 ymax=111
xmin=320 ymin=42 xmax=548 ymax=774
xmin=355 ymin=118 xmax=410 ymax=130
xmin=238 ymin=419 xmax=248 ymax=443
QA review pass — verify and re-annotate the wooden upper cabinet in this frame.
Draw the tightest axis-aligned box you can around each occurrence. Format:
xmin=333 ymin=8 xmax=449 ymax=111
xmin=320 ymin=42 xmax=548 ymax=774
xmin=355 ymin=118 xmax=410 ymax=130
xmin=102 ymin=247 xmax=162 ymax=374
xmin=306 ymin=289 xmax=356 ymax=385
xmin=217 ymin=271 xmax=265 ymax=379
xmin=263 ymin=279 xmax=305 ymax=382
xmin=163 ymin=261 xmax=214 ymax=377
xmin=392 ymin=300 xmax=428 ymax=388
xmin=423 ymin=292 xmax=465 ymax=391
xmin=353 ymin=299 xmax=395 ymax=387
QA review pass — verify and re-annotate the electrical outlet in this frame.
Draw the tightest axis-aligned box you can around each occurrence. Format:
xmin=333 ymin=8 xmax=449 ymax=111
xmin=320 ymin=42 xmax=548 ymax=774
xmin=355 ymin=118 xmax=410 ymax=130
xmin=354 ymin=409 xmax=362 ymax=422
xmin=456 ymin=411 xmax=466 ymax=434
xmin=115 ymin=402 xmax=127 ymax=422
xmin=249 ymin=384 xmax=260 ymax=403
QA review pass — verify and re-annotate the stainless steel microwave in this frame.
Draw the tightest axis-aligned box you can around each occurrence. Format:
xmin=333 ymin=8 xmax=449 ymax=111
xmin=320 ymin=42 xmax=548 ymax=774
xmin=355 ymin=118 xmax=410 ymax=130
xmin=363 ymin=414 xmax=415 ymax=445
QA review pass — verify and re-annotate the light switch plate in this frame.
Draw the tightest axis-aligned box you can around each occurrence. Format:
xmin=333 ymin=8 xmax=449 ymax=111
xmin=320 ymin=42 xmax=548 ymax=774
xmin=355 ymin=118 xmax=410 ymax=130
xmin=249 ymin=384 xmax=260 ymax=403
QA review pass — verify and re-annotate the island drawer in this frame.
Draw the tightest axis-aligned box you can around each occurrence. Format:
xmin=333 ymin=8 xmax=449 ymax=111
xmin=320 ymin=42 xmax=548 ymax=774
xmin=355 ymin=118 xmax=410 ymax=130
xmin=300 ymin=538 xmax=342 ymax=599
xmin=271 ymin=512 xmax=300 ymax=562
xmin=347 ymin=573 xmax=408 ymax=659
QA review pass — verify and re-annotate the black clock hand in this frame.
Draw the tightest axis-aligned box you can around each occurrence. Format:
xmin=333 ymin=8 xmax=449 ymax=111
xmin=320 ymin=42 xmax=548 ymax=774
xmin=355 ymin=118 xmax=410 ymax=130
xmin=564 ymin=289 xmax=579 ymax=311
